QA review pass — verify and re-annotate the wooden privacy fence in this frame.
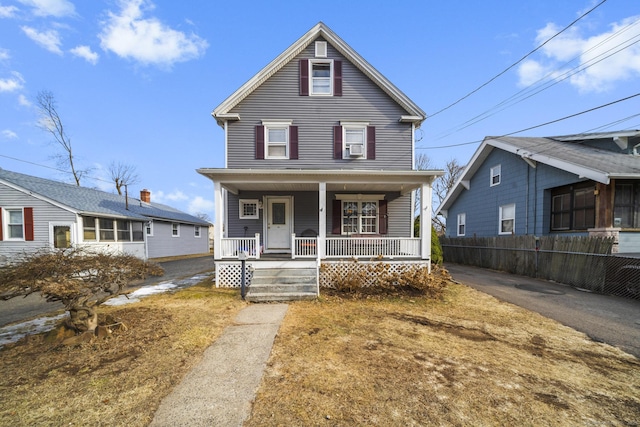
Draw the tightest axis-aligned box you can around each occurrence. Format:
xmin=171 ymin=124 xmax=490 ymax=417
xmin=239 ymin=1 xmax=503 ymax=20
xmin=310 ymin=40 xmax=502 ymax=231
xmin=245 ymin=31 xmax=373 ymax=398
xmin=440 ymin=235 xmax=617 ymax=293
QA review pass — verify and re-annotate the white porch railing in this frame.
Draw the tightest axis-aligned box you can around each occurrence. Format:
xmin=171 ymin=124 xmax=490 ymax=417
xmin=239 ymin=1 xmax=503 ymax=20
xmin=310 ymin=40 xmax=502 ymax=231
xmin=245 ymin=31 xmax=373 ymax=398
xmin=219 ymin=233 xmax=261 ymax=259
xmin=325 ymin=237 xmax=421 ymax=258
xmin=292 ymin=234 xmax=317 ymax=259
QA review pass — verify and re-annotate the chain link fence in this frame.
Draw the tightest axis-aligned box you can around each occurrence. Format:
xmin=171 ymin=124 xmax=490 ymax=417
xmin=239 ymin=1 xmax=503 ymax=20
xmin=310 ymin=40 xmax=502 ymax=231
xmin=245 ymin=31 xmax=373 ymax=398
xmin=441 ymin=235 xmax=640 ymax=300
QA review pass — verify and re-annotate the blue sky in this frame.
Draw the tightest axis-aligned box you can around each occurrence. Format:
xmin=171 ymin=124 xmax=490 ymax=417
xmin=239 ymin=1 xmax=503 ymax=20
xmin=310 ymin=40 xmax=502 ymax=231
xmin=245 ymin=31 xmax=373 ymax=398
xmin=1 ymin=0 xmax=639 ymax=222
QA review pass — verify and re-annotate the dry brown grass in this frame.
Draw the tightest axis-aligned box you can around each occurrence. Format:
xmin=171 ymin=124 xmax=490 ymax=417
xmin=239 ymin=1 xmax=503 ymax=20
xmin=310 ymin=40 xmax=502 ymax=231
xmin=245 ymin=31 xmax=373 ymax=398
xmin=1 ymin=269 xmax=639 ymax=426
xmin=0 ymin=281 xmax=246 ymax=426
xmin=247 ymin=282 xmax=640 ymax=426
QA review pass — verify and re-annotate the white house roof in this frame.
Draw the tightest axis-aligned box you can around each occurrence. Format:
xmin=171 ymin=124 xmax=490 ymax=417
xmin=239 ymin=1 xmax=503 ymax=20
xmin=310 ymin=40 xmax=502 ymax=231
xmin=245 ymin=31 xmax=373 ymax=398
xmin=438 ymin=130 xmax=640 ymax=214
xmin=212 ymin=22 xmax=426 ymax=127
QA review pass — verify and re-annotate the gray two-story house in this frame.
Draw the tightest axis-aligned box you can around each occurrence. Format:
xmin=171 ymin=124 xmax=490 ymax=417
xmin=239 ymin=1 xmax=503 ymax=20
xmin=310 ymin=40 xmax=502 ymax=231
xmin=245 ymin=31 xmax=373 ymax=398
xmin=198 ymin=22 xmax=442 ymax=295
xmin=438 ymin=131 xmax=640 ymax=254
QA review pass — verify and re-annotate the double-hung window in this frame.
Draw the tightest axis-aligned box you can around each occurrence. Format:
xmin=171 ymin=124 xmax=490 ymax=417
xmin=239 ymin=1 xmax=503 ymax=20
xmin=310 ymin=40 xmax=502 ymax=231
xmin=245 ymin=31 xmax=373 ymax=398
xmin=310 ymin=60 xmax=332 ymax=95
xmin=499 ymin=204 xmax=515 ymax=235
xmin=341 ymin=200 xmax=378 ymax=235
xmin=99 ymin=218 xmax=115 ymax=241
xmin=341 ymin=122 xmax=367 ymax=159
xmin=457 ymin=213 xmax=466 ymax=236
xmin=265 ymin=124 xmax=289 ymax=159
xmin=117 ymin=220 xmax=131 ymax=241
xmin=83 ymin=216 xmax=97 ymax=241
xmin=194 ymin=226 xmax=201 ymax=237
xmin=490 ymin=165 xmax=501 ymax=186
xmin=6 ymin=209 xmax=24 ymax=239
xmin=172 ymin=223 xmax=180 ymax=237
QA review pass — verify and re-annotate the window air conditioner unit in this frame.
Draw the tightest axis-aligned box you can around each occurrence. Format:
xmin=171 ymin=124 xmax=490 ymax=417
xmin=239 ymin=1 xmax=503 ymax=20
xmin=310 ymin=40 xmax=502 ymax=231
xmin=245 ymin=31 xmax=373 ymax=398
xmin=349 ymin=144 xmax=364 ymax=156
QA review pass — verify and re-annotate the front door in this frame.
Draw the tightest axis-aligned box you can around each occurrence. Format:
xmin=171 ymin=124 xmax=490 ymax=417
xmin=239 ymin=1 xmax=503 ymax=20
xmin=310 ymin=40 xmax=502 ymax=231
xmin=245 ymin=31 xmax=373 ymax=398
xmin=265 ymin=197 xmax=292 ymax=252
xmin=50 ymin=223 xmax=73 ymax=248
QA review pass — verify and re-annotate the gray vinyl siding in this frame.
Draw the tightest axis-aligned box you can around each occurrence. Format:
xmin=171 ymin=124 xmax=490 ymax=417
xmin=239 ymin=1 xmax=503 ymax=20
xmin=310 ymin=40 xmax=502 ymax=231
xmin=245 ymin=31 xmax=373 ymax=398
xmin=146 ymin=220 xmax=210 ymax=259
xmin=226 ymin=190 xmax=411 ymax=241
xmin=0 ymin=183 xmax=76 ymax=261
xmin=226 ymin=38 xmax=414 ymax=170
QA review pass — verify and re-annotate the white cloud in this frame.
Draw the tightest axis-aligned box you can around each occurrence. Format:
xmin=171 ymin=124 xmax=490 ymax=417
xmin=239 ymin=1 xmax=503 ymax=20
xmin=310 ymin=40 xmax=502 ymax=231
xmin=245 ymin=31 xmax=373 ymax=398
xmin=70 ymin=45 xmax=99 ymax=64
xmin=21 ymin=26 xmax=63 ymax=54
xmin=0 ymin=5 xmax=19 ymax=18
xmin=2 ymin=129 xmax=18 ymax=139
xmin=17 ymin=0 xmax=75 ymax=17
xmin=18 ymin=94 xmax=31 ymax=106
xmin=153 ymin=189 xmax=189 ymax=203
xmin=0 ymin=48 xmax=9 ymax=61
xmin=99 ymin=0 xmax=208 ymax=67
xmin=188 ymin=196 xmax=214 ymax=216
xmin=517 ymin=15 xmax=640 ymax=93
xmin=0 ymin=71 xmax=25 ymax=92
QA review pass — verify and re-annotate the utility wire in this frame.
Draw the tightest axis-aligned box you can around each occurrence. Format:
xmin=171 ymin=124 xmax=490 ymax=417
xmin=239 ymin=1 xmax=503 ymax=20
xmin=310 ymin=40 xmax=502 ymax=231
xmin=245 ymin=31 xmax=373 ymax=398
xmin=427 ymin=0 xmax=608 ymax=119
xmin=0 ymin=154 xmax=113 ymax=186
xmin=418 ymin=92 xmax=640 ymax=149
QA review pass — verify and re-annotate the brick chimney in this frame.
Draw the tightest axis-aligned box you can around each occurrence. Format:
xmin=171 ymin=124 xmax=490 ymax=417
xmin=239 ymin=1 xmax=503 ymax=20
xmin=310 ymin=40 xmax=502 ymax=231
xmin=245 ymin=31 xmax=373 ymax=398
xmin=140 ymin=189 xmax=151 ymax=203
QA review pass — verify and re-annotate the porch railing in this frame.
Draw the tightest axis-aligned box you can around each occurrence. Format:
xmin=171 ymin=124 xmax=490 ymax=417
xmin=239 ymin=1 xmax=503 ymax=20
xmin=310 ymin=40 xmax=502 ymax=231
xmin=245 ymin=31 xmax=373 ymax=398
xmin=292 ymin=235 xmax=317 ymax=259
xmin=219 ymin=234 xmax=261 ymax=259
xmin=325 ymin=237 xmax=421 ymax=258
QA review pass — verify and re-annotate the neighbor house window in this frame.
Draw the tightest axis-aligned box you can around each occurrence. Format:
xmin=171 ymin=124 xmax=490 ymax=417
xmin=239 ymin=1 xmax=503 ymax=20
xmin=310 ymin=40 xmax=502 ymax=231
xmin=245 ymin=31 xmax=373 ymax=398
xmin=132 ymin=222 xmax=144 ymax=241
xmin=614 ymin=181 xmax=640 ymax=228
xmin=310 ymin=60 xmax=332 ymax=95
xmin=172 ymin=223 xmax=180 ymax=237
xmin=239 ymin=199 xmax=259 ymax=219
xmin=194 ymin=225 xmax=201 ymax=237
xmin=499 ymin=204 xmax=515 ymax=235
xmin=490 ymin=165 xmax=501 ymax=186
xmin=342 ymin=200 xmax=378 ymax=235
xmin=99 ymin=218 xmax=115 ymax=241
xmin=457 ymin=213 xmax=466 ymax=236
xmin=550 ymin=184 xmax=595 ymax=231
xmin=117 ymin=220 xmax=131 ymax=241
xmin=146 ymin=221 xmax=153 ymax=236
xmin=83 ymin=216 xmax=97 ymax=241
xmin=6 ymin=208 xmax=24 ymax=239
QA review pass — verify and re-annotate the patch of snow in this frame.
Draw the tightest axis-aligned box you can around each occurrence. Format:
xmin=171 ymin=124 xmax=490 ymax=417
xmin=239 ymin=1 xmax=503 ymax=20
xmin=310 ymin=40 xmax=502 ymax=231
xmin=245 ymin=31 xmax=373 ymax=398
xmin=0 ymin=314 xmax=66 ymax=347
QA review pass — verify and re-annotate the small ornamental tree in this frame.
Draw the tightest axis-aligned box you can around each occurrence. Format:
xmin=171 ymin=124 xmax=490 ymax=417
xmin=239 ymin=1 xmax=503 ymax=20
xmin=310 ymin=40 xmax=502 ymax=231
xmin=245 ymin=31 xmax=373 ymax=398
xmin=0 ymin=248 xmax=163 ymax=333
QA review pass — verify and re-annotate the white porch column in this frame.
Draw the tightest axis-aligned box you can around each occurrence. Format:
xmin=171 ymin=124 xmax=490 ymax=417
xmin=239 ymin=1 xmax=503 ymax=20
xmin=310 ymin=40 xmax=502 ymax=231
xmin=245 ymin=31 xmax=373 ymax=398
xmin=420 ymin=182 xmax=432 ymax=266
xmin=214 ymin=181 xmax=224 ymax=261
xmin=318 ymin=182 xmax=327 ymax=262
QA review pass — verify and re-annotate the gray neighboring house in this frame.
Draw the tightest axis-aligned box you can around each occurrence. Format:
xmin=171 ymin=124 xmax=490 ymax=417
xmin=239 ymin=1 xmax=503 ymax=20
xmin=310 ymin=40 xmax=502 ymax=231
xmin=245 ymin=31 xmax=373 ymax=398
xmin=438 ymin=131 xmax=640 ymax=254
xmin=197 ymin=22 xmax=443 ymax=288
xmin=0 ymin=168 xmax=210 ymax=264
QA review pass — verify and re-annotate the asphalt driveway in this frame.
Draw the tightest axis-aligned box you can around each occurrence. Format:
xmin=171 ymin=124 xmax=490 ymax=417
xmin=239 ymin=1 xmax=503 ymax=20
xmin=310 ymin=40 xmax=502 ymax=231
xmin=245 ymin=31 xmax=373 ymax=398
xmin=446 ymin=263 xmax=640 ymax=358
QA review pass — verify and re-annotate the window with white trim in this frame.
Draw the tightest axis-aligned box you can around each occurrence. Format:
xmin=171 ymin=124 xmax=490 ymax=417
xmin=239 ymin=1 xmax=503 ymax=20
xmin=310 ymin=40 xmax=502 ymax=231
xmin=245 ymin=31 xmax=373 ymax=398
xmin=264 ymin=122 xmax=290 ymax=159
xmin=499 ymin=204 xmax=515 ymax=235
xmin=457 ymin=213 xmax=466 ymax=236
xmin=310 ymin=59 xmax=332 ymax=95
xmin=239 ymin=199 xmax=259 ymax=219
xmin=342 ymin=200 xmax=378 ymax=235
xmin=490 ymin=165 xmax=501 ymax=186
xmin=83 ymin=216 xmax=97 ymax=241
xmin=99 ymin=218 xmax=115 ymax=241
xmin=5 ymin=208 xmax=24 ymax=239
xmin=194 ymin=225 xmax=201 ymax=237
xmin=117 ymin=220 xmax=131 ymax=241
xmin=146 ymin=220 xmax=153 ymax=236
xmin=172 ymin=223 xmax=180 ymax=237
xmin=132 ymin=221 xmax=144 ymax=241
xmin=342 ymin=122 xmax=367 ymax=158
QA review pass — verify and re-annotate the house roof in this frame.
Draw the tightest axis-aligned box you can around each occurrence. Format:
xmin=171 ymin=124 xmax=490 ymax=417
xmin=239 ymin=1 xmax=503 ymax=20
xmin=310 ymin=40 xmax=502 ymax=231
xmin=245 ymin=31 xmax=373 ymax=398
xmin=0 ymin=168 xmax=210 ymax=226
xmin=196 ymin=168 xmax=443 ymax=196
xmin=212 ymin=22 xmax=426 ymax=127
xmin=438 ymin=130 xmax=640 ymax=214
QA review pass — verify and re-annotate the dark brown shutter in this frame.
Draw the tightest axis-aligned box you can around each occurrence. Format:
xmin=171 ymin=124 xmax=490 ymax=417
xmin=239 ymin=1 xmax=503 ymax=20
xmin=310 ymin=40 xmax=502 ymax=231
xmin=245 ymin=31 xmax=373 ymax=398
xmin=24 ymin=207 xmax=34 ymax=241
xmin=289 ymin=126 xmax=298 ymax=159
xmin=332 ymin=199 xmax=342 ymax=234
xmin=333 ymin=60 xmax=342 ymax=96
xmin=367 ymin=126 xmax=375 ymax=160
xmin=299 ymin=59 xmax=309 ymax=96
xmin=378 ymin=200 xmax=388 ymax=235
xmin=0 ymin=207 xmax=3 ymax=240
xmin=255 ymin=125 xmax=265 ymax=159
xmin=333 ymin=125 xmax=343 ymax=159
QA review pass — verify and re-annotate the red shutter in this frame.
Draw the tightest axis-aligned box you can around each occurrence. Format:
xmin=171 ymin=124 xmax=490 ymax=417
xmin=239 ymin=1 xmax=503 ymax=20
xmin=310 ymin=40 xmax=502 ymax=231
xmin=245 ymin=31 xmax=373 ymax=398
xmin=333 ymin=126 xmax=343 ymax=159
xmin=0 ymin=207 xmax=3 ymax=241
xmin=255 ymin=125 xmax=265 ymax=159
xmin=299 ymin=59 xmax=309 ymax=96
xmin=332 ymin=199 xmax=342 ymax=235
xmin=333 ymin=60 xmax=342 ymax=96
xmin=378 ymin=200 xmax=388 ymax=235
xmin=24 ymin=207 xmax=34 ymax=241
xmin=367 ymin=126 xmax=376 ymax=160
xmin=289 ymin=126 xmax=299 ymax=159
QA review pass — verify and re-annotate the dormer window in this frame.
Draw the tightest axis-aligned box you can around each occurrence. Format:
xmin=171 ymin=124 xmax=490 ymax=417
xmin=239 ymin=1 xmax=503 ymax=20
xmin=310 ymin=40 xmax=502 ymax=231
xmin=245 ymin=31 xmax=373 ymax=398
xmin=310 ymin=60 xmax=332 ymax=95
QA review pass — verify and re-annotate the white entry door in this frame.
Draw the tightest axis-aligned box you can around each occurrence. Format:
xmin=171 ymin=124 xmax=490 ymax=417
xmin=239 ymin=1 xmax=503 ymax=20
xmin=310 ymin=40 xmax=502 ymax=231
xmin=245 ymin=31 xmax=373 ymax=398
xmin=49 ymin=222 xmax=74 ymax=249
xmin=265 ymin=197 xmax=292 ymax=251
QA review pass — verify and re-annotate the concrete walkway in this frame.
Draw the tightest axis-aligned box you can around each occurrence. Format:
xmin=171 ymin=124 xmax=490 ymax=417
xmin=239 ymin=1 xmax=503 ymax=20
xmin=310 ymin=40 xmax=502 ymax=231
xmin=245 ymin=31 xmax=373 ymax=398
xmin=150 ymin=303 xmax=289 ymax=427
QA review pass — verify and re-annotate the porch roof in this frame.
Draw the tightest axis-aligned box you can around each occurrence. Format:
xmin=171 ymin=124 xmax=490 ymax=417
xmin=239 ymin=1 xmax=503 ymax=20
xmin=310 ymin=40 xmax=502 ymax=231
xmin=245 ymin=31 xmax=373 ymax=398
xmin=196 ymin=168 xmax=443 ymax=195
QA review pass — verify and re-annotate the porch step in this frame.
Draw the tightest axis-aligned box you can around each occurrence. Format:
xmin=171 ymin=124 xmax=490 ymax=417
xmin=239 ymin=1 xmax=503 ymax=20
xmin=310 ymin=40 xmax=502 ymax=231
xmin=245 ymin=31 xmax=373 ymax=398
xmin=246 ymin=267 xmax=317 ymax=302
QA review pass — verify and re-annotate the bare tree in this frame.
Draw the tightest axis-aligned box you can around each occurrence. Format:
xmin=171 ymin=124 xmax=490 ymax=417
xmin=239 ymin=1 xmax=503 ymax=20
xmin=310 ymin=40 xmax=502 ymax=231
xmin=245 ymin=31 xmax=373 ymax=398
xmin=36 ymin=90 xmax=86 ymax=186
xmin=108 ymin=161 xmax=140 ymax=195
xmin=432 ymin=158 xmax=465 ymax=233
xmin=194 ymin=212 xmax=211 ymax=222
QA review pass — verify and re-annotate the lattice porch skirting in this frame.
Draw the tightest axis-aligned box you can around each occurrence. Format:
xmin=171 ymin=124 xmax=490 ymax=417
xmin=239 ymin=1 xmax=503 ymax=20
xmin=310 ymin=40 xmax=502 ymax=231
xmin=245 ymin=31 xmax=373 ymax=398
xmin=216 ymin=262 xmax=254 ymax=288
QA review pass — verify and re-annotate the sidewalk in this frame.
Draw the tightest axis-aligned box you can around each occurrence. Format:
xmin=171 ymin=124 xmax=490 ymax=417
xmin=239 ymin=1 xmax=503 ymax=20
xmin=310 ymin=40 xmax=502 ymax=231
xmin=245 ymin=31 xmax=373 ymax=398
xmin=150 ymin=303 xmax=289 ymax=427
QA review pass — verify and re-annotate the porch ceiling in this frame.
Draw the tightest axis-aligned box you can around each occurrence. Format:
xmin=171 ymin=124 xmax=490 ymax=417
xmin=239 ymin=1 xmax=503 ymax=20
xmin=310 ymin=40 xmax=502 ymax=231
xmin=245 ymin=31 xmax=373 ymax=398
xmin=196 ymin=168 xmax=444 ymax=195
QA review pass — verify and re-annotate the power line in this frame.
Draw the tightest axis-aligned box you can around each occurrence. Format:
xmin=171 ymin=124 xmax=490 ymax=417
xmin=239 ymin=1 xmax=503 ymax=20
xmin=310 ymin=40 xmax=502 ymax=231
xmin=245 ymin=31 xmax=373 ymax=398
xmin=418 ymin=92 xmax=640 ymax=149
xmin=0 ymin=154 xmax=113 ymax=186
xmin=427 ymin=0 xmax=608 ymax=119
